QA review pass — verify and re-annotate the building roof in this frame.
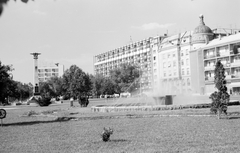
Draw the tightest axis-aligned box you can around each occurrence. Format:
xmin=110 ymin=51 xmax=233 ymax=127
xmin=193 ymin=14 xmax=213 ymax=35
xmin=202 ymin=33 xmax=240 ymax=49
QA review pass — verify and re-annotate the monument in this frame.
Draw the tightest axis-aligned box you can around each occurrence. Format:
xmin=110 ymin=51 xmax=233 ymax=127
xmin=30 ymin=53 xmax=41 ymax=97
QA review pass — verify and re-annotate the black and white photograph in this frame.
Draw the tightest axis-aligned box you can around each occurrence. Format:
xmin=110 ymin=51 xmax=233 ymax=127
xmin=1 ymin=0 xmax=240 ymax=152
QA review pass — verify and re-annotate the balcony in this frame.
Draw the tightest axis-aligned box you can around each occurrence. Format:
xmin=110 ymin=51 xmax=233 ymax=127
xmin=231 ymin=62 xmax=240 ymax=67
xmin=231 ymin=74 xmax=240 ymax=79
xmin=222 ymin=75 xmax=231 ymax=80
xmin=205 ymin=77 xmax=214 ymax=81
xmin=204 ymin=66 xmax=215 ymax=71
xmin=217 ymin=50 xmax=230 ymax=57
xmin=204 ymin=54 xmax=216 ymax=59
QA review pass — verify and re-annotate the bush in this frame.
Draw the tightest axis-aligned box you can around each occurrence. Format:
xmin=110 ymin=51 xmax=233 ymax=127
xmin=101 ymin=127 xmax=113 ymax=142
xmin=37 ymin=96 xmax=51 ymax=107
xmin=78 ymin=95 xmax=89 ymax=107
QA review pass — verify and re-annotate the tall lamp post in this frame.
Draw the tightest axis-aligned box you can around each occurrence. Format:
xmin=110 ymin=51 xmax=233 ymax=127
xmin=30 ymin=52 xmax=41 ymax=96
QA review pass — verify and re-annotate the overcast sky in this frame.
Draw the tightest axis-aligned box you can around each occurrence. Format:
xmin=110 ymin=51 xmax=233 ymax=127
xmin=0 ymin=0 xmax=240 ymax=84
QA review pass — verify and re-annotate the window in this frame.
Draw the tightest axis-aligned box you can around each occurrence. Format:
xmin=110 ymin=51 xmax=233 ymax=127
xmin=153 ymin=56 xmax=156 ymax=60
xmin=187 ymin=78 xmax=190 ymax=86
xmin=182 ymin=69 xmax=185 ymax=75
xmin=169 ymin=70 xmax=172 ymax=76
xmin=164 ymin=71 xmax=166 ymax=77
xmin=181 ymin=60 xmax=184 ymax=66
xmin=181 ymin=50 xmax=184 ymax=56
xmin=173 ymin=61 xmax=176 ymax=67
xmin=153 ymin=62 xmax=156 ymax=67
xmin=182 ymin=80 xmax=185 ymax=86
xmin=163 ymin=54 xmax=166 ymax=59
xmin=168 ymin=61 xmax=171 ymax=67
xmin=186 ymin=49 xmax=189 ymax=55
xmin=186 ymin=59 xmax=189 ymax=66
xmin=187 ymin=68 xmax=189 ymax=75
xmin=173 ymin=71 xmax=176 ymax=76
xmin=173 ymin=53 xmax=175 ymax=57
xmin=168 ymin=54 xmax=171 ymax=58
xmin=163 ymin=62 xmax=166 ymax=68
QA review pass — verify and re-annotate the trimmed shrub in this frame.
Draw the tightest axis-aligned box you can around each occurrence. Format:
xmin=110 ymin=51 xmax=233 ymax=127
xmin=209 ymin=60 xmax=230 ymax=119
xmin=78 ymin=95 xmax=89 ymax=107
xmin=37 ymin=96 xmax=51 ymax=107
xmin=101 ymin=127 xmax=113 ymax=142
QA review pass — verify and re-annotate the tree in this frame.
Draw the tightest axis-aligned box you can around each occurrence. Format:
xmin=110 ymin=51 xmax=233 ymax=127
xmin=39 ymin=81 xmax=55 ymax=98
xmin=0 ymin=61 xmax=14 ymax=104
xmin=101 ymin=77 xmax=115 ymax=95
xmin=14 ymin=81 xmax=33 ymax=101
xmin=209 ymin=60 xmax=230 ymax=119
xmin=62 ymin=65 xmax=92 ymax=99
xmin=109 ymin=63 xmax=141 ymax=94
xmin=91 ymin=74 xmax=105 ymax=97
xmin=0 ymin=0 xmax=32 ymax=16
xmin=46 ymin=76 xmax=63 ymax=98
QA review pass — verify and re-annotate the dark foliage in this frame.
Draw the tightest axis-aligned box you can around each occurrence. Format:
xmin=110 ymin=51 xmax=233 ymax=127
xmin=37 ymin=96 xmax=51 ymax=107
xmin=0 ymin=0 xmax=30 ymax=16
xmin=101 ymin=127 xmax=113 ymax=142
xmin=209 ymin=60 xmax=230 ymax=118
xmin=62 ymin=65 xmax=92 ymax=99
xmin=78 ymin=95 xmax=89 ymax=107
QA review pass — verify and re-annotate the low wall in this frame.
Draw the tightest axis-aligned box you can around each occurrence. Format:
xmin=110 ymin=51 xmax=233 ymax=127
xmin=91 ymin=100 xmax=240 ymax=113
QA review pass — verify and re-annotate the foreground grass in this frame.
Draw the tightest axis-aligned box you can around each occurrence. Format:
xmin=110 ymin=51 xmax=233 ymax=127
xmin=1 ymin=102 xmax=240 ymax=153
xmin=1 ymin=115 xmax=240 ymax=153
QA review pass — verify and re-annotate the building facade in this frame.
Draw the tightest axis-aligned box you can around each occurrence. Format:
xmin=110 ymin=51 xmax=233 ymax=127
xmin=157 ymin=14 xmax=240 ymax=96
xmin=38 ymin=64 xmax=64 ymax=82
xmin=93 ymin=36 xmax=165 ymax=92
xmin=191 ymin=33 xmax=240 ymax=95
xmin=94 ymin=14 xmax=240 ymax=96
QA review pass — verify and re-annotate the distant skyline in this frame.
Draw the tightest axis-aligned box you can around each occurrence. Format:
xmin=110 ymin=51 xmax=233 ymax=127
xmin=0 ymin=0 xmax=240 ymax=84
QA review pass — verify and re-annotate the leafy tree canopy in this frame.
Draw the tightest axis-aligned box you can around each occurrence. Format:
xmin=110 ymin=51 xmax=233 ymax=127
xmin=0 ymin=0 xmax=32 ymax=16
xmin=62 ymin=65 xmax=92 ymax=99
xmin=109 ymin=63 xmax=141 ymax=93
xmin=0 ymin=61 xmax=13 ymax=103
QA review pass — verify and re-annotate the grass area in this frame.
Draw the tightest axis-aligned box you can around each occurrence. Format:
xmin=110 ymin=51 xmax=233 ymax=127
xmin=1 ymin=100 xmax=240 ymax=153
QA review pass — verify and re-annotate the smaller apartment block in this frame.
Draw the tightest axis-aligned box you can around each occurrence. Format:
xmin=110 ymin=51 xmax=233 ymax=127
xmin=38 ymin=64 xmax=64 ymax=82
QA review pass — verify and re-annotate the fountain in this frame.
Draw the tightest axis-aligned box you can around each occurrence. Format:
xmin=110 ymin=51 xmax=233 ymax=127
xmin=91 ymin=78 xmax=212 ymax=113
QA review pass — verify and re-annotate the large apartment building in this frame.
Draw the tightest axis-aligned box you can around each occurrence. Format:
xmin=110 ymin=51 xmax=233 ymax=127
xmin=93 ymin=36 xmax=165 ymax=92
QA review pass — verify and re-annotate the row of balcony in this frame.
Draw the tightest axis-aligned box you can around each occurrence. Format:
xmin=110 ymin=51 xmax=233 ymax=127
xmin=204 ymin=62 xmax=240 ymax=71
xmin=204 ymin=49 xmax=240 ymax=59
xmin=98 ymin=53 xmax=151 ymax=60
xmin=95 ymin=60 xmax=152 ymax=68
xmin=97 ymin=51 xmax=151 ymax=62
xmin=205 ymin=75 xmax=240 ymax=81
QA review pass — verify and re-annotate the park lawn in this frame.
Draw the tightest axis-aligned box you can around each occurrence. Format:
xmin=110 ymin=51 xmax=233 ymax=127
xmin=1 ymin=105 xmax=240 ymax=152
xmin=1 ymin=115 xmax=240 ymax=153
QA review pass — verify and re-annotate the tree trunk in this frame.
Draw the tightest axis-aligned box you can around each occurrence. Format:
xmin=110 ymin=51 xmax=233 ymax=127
xmin=217 ymin=110 xmax=221 ymax=119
